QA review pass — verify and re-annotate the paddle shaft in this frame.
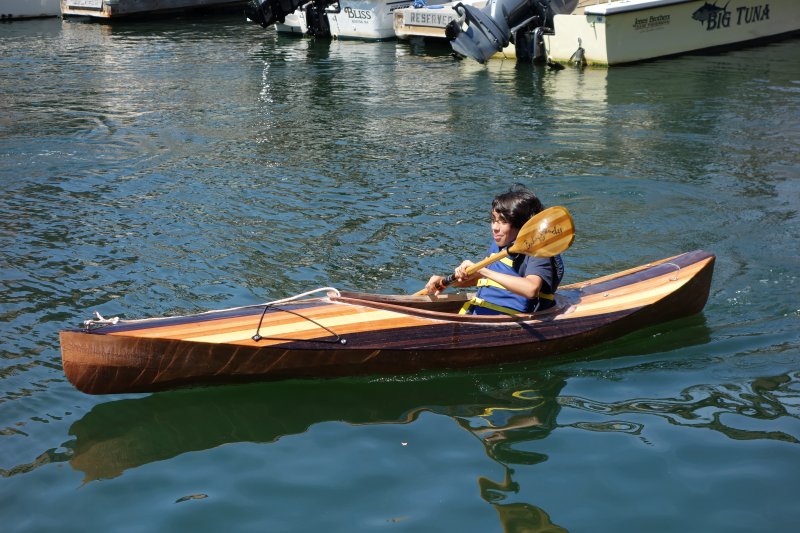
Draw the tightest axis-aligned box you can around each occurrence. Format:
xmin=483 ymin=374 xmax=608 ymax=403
xmin=417 ymin=249 xmax=510 ymax=295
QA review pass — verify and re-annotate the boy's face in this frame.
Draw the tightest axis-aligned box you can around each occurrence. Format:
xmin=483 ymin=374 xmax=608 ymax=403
xmin=490 ymin=210 xmax=520 ymax=248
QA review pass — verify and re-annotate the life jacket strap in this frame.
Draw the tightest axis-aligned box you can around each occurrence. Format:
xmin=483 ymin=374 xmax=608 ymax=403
xmin=476 ymin=278 xmax=506 ymax=289
xmin=476 ymin=278 xmax=555 ymax=300
xmin=458 ymin=297 xmax=520 ymax=316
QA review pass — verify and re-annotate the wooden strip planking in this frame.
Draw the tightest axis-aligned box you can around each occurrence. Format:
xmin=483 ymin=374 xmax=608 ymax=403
xmin=222 ymin=313 xmax=439 ymax=348
xmin=563 ymin=260 xmax=707 ymax=317
xmin=571 ymin=255 xmax=707 ymax=302
xmin=108 ymin=303 xmax=353 ymax=339
xmin=106 ymin=254 xmax=710 ymax=343
xmin=561 ymin=254 xmax=679 ymax=290
xmin=184 ymin=308 xmax=434 ymax=344
xmin=570 ymin=269 xmax=688 ymax=309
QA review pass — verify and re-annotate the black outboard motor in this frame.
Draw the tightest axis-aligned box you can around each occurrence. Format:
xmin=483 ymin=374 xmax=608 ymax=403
xmin=245 ymin=0 xmax=335 ymax=36
xmin=245 ymin=0 xmax=314 ymax=28
xmin=304 ymin=1 xmax=332 ymax=37
xmin=446 ymin=0 xmax=577 ymax=63
xmin=246 ymin=0 xmax=287 ymax=27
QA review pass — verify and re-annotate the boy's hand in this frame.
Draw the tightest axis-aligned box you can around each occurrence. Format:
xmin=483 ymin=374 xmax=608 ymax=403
xmin=425 ymin=275 xmax=446 ymax=295
xmin=455 ymin=260 xmax=476 ymax=282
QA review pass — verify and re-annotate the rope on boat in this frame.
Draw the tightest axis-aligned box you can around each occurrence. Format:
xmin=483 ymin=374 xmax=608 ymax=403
xmin=252 ymin=287 xmax=347 ymax=345
xmin=82 ymin=312 xmax=119 ymax=328
xmin=80 ymin=287 xmax=342 ymax=330
xmin=261 ymin=287 xmax=341 ymax=306
xmin=664 ymin=262 xmax=681 ymax=281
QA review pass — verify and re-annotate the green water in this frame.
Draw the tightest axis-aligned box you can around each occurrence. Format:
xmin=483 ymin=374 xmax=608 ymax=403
xmin=1 ymin=14 xmax=799 ymax=532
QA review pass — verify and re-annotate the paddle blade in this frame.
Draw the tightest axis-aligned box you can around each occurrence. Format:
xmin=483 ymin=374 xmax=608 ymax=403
xmin=508 ymin=206 xmax=575 ymax=257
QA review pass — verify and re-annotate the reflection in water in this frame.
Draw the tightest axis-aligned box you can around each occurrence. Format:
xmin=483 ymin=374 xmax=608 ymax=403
xmin=60 ymin=372 xmax=568 ymax=484
xmin=459 ymin=388 xmax=568 ymax=532
xmin=59 ymin=370 xmax=571 ymax=531
xmin=559 ymin=372 xmax=800 ymax=444
xmin=2 ymin=368 xmax=787 ymax=529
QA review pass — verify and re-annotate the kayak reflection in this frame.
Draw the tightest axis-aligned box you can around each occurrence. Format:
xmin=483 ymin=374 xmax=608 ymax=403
xmin=67 ymin=368 xmax=570 ymax=529
xmin=68 ymin=370 xmax=568 ymax=480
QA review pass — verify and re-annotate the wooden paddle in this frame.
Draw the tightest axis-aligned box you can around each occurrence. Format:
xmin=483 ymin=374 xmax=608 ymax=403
xmin=414 ymin=205 xmax=575 ymax=296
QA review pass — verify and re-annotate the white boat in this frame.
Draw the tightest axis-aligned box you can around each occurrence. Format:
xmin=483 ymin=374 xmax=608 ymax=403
xmin=248 ymin=0 xmax=448 ymax=40
xmin=547 ymin=0 xmax=800 ymax=65
xmin=399 ymin=0 xmax=800 ymax=65
xmin=275 ymin=9 xmax=307 ymax=34
xmin=329 ymin=0 xmax=416 ymax=39
xmin=61 ymin=0 xmax=247 ymax=19
xmin=276 ymin=0 xmax=413 ymax=39
xmin=0 ymin=0 xmax=60 ymax=19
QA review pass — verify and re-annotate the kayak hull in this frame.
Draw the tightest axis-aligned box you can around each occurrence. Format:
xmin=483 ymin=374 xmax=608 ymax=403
xmin=60 ymin=250 xmax=715 ymax=394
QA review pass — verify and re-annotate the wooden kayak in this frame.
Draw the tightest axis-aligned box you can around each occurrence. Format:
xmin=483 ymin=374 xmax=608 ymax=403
xmin=60 ymin=249 xmax=715 ymax=394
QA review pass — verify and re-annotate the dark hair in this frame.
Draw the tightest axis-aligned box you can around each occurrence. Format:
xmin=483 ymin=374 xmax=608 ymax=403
xmin=491 ymin=185 xmax=543 ymax=229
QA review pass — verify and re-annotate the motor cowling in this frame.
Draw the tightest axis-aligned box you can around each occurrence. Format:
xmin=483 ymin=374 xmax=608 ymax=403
xmin=245 ymin=0 xmax=336 ymax=37
xmin=447 ymin=0 xmax=578 ymax=63
xmin=245 ymin=0 xmax=314 ymax=27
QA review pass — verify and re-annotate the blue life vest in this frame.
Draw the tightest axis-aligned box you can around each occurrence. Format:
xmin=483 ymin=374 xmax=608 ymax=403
xmin=460 ymin=242 xmax=561 ymax=316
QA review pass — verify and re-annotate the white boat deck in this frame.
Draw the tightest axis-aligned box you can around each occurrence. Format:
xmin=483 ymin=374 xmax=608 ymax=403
xmin=578 ymin=0 xmax=695 ymax=16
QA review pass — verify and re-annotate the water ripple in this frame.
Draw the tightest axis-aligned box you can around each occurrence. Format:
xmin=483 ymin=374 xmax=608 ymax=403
xmin=558 ymin=372 xmax=800 ymax=444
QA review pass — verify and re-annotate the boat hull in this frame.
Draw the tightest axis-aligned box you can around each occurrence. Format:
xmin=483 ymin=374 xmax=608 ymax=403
xmin=61 ymin=250 xmax=715 ymax=394
xmin=549 ymin=0 xmax=800 ymax=66
xmin=277 ymin=0 xmax=433 ymax=40
xmin=60 ymin=0 xmax=247 ymax=19
xmin=328 ymin=0 xmax=413 ymax=40
xmin=0 ymin=0 xmax=60 ymax=19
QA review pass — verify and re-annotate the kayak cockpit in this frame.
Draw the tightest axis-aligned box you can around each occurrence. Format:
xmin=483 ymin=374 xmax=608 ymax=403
xmin=332 ymin=290 xmax=569 ymax=322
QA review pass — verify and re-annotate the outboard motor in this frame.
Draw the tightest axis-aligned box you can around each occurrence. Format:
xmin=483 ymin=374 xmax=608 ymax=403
xmin=446 ymin=0 xmax=578 ymax=63
xmin=245 ymin=0 xmax=320 ymax=28
xmin=305 ymin=1 xmax=332 ymax=37
xmin=245 ymin=0 xmax=335 ymax=36
xmin=514 ymin=25 xmax=546 ymax=63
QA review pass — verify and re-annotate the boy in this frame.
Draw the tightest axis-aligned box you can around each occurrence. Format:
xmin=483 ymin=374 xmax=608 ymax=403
xmin=425 ymin=185 xmax=564 ymax=315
